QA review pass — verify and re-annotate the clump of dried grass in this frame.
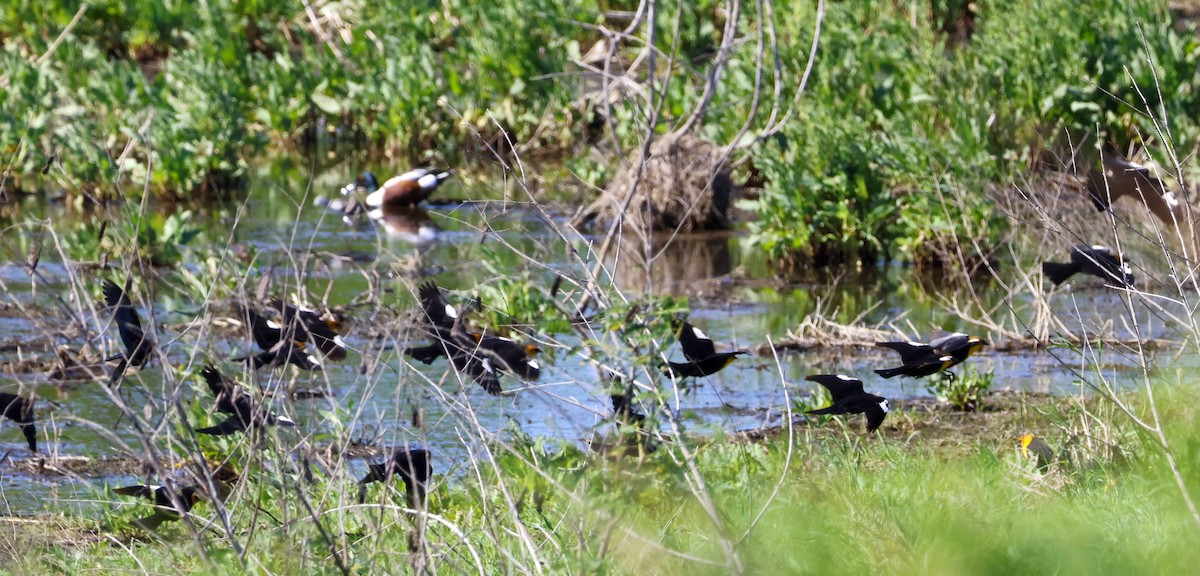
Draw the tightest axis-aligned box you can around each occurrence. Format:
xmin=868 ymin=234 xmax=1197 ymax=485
xmin=571 ymin=133 xmax=735 ymax=232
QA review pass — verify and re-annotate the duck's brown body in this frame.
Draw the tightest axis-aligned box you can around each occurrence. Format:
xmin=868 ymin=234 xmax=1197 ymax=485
xmin=365 ymin=168 xmax=454 ymax=208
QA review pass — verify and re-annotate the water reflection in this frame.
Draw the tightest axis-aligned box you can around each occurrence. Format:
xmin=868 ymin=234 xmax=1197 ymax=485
xmin=370 ymin=206 xmax=439 ymax=244
xmin=605 ymin=232 xmax=733 ymax=295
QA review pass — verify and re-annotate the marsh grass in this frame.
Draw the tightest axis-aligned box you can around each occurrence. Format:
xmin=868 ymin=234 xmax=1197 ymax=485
xmin=4 ymin=3 xmax=1200 ymax=576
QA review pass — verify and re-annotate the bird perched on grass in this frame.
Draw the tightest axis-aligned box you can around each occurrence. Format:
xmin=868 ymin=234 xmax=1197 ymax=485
xmin=404 ymin=281 xmax=532 ymax=395
xmin=875 ymin=332 xmax=988 ymax=379
xmin=664 ymin=321 xmax=748 ymax=379
xmin=1041 ymin=244 xmax=1135 ymax=287
xmin=365 ymin=168 xmax=454 ymax=208
xmin=804 ymin=374 xmax=889 ymax=433
xmin=102 ymin=279 xmax=156 ymax=386
xmin=113 ymin=484 xmax=201 ymax=531
xmin=1018 ymin=434 xmax=1056 ymax=473
xmin=0 ymin=392 xmax=36 ymax=452
xmin=195 ymin=365 xmax=296 ymax=435
xmin=358 ymin=446 xmax=433 ymax=508
xmin=234 ymin=303 xmax=323 ymax=371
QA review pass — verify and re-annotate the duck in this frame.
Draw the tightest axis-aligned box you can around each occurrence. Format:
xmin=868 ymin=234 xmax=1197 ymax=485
xmin=875 ymin=332 xmax=988 ymax=379
xmin=0 ymin=392 xmax=36 ymax=452
xmin=195 ymin=365 xmax=297 ymax=435
xmin=664 ymin=320 xmax=748 ymax=379
xmin=805 ymin=374 xmax=889 ymax=433
xmin=1041 ymin=244 xmax=1135 ymax=287
xmin=365 ymin=168 xmax=454 ymax=208
xmin=102 ymin=279 xmax=156 ymax=386
xmin=357 ymin=446 xmax=433 ymax=508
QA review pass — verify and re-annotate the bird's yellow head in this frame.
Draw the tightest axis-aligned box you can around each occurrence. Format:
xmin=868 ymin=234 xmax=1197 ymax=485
xmin=1018 ymin=434 xmax=1035 ymax=458
xmin=524 ymin=344 xmax=541 ymax=357
xmin=968 ymin=337 xmax=989 ymax=355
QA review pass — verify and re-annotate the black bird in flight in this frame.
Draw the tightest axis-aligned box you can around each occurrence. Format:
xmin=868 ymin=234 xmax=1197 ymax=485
xmin=195 ymin=366 xmax=296 ymax=435
xmin=664 ymin=321 xmax=748 ymax=379
xmin=875 ymin=332 xmax=988 ymax=379
xmin=270 ymin=298 xmax=349 ymax=361
xmin=102 ymin=279 xmax=156 ymax=386
xmin=412 ymin=283 xmax=542 ymax=380
xmin=403 ymin=281 xmax=509 ymax=395
xmin=805 ymin=374 xmax=889 ymax=433
xmin=1041 ymin=245 xmax=1135 ymax=287
xmin=235 ymin=304 xmax=323 ymax=371
xmin=113 ymin=484 xmax=201 ymax=531
xmin=0 ymin=393 xmax=36 ymax=452
xmin=358 ymin=446 xmax=433 ymax=508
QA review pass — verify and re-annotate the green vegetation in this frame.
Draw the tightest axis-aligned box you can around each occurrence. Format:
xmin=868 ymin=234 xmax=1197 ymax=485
xmin=928 ymin=365 xmax=994 ymax=411
xmin=4 ymin=0 xmax=1196 ymax=263
xmin=11 ymin=386 xmax=1200 ymax=575
xmin=744 ymin=0 xmax=1200 ymax=266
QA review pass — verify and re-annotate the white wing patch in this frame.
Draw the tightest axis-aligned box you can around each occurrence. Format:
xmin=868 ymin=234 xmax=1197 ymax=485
xmin=267 ymin=320 xmax=281 ymax=330
xmin=527 ymin=360 xmax=540 ymax=370
xmin=482 ymin=359 xmax=494 ymax=374
xmin=691 ymin=326 xmax=710 ymax=341
xmin=879 ymin=399 xmax=890 ymax=413
xmin=277 ymin=415 xmax=297 ymax=426
xmin=445 ymin=304 xmax=458 ymax=319
xmin=836 ymin=374 xmax=856 ymax=381
xmin=333 ymin=335 xmax=347 ymax=348
xmin=417 ymin=173 xmax=439 ymax=189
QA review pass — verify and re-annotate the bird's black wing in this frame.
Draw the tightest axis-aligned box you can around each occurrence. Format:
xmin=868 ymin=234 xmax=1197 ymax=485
xmin=875 ymin=341 xmax=936 ymax=365
xmin=201 ymin=365 xmax=239 ymax=400
xmin=242 ymin=305 xmax=283 ymax=351
xmin=104 ymin=279 xmax=154 ymax=367
xmin=114 ymin=485 xmax=158 ymax=500
xmin=678 ymin=321 xmax=716 ymax=362
xmin=928 ymin=333 xmax=969 ymax=355
xmin=477 ymin=335 xmax=540 ymax=380
xmin=863 ymin=396 xmax=889 ymax=433
xmin=804 ymin=374 xmax=866 ymax=404
xmin=404 ymin=342 xmax=447 ymax=364
xmin=0 ymin=393 xmax=36 ymax=452
xmin=418 ymin=281 xmax=457 ymax=329
xmin=197 ymin=415 xmax=247 ymax=435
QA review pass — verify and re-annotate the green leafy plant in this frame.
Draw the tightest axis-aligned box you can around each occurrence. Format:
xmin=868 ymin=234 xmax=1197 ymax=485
xmin=927 ymin=365 xmax=993 ymax=411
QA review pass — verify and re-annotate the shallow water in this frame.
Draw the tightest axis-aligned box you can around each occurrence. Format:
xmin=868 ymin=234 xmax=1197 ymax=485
xmin=0 ymin=162 xmax=1166 ymax=514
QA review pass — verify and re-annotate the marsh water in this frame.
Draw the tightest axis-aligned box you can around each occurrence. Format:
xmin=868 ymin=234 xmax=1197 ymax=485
xmin=0 ymin=161 xmax=1165 ymax=515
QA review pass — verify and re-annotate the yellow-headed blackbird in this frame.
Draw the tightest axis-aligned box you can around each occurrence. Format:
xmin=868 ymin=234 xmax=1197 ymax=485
xmin=404 ymin=281 xmax=517 ymax=395
xmin=235 ymin=304 xmax=323 ymax=371
xmin=875 ymin=332 xmax=987 ymax=379
xmin=805 ymin=374 xmax=889 ymax=433
xmin=196 ymin=366 xmax=296 ymax=435
xmin=1041 ymin=245 xmax=1135 ymax=287
xmin=358 ymin=446 xmax=433 ymax=508
xmin=1019 ymin=434 xmax=1056 ymax=473
xmin=664 ymin=321 xmax=748 ymax=379
xmin=0 ymin=393 xmax=35 ymax=452
xmin=269 ymin=298 xmax=348 ymax=361
xmin=113 ymin=484 xmax=201 ymax=531
xmin=365 ymin=168 xmax=454 ymax=208
xmin=102 ymin=279 xmax=156 ymax=386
